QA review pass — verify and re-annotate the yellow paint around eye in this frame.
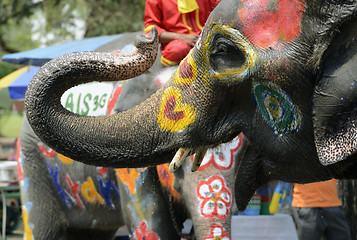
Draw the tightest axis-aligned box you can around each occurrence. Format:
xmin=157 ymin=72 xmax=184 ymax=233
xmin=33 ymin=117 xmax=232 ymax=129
xmin=174 ymin=52 xmax=198 ymax=85
xmin=212 ymin=46 xmax=257 ymax=79
xmin=57 ymin=153 xmax=73 ymax=164
xmin=158 ymin=87 xmax=196 ymax=132
xmin=201 ymin=24 xmax=257 ymax=81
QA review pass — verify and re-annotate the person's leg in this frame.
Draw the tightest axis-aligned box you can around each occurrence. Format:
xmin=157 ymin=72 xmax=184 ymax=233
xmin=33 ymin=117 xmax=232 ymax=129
xmin=323 ymin=207 xmax=351 ymax=240
xmin=161 ymin=40 xmax=192 ymax=66
xmin=293 ymin=207 xmax=324 ymax=240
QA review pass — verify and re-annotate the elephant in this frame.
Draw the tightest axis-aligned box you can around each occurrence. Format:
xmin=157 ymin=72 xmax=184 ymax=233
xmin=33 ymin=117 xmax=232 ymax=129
xmin=24 ymin=0 xmax=357 ymax=216
xmin=19 ymin=52 xmax=246 ymax=239
xmin=19 ymin=117 xmax=124 ymax=240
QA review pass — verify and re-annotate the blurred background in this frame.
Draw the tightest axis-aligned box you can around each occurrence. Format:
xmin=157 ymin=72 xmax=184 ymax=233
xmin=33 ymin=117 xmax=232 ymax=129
xmin=0 ymin=0 xmax=145 ymax=139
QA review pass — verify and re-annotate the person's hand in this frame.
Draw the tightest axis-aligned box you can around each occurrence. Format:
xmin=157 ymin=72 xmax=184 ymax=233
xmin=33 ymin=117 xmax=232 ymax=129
xmin=179 ymin=33 xmax=199 ymax=47
xmin=159 ymin=32 xmax=199 ymax=47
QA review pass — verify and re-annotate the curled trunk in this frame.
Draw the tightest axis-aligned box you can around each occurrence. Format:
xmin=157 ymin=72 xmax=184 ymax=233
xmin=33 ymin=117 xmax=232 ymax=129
xmin=25 ymin=29 xmax=175 ymax=167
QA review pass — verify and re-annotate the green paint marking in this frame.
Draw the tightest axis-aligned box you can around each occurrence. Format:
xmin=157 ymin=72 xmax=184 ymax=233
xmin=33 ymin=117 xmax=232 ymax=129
xmin=253 ymin=83 xmax=301 ymax=134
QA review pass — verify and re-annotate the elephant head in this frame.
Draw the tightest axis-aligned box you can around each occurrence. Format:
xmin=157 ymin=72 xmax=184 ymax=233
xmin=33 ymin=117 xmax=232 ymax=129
xmin=25 ymin=0 xmax=357 ymax=211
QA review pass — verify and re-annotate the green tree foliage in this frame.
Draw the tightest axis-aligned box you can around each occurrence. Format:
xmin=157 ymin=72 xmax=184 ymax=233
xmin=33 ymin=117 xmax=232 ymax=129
xmin=0 ymin=0 xmax=146 ymax=77
xmin=0 ymin=0 xmax=42 ymax=53
xmin=0 ymin=0 xmax=146 ymax=54
xmin=39 ymin=0 xmax=147 ymax=40
xmin=83 ymin=0 xmax=146 ymax=37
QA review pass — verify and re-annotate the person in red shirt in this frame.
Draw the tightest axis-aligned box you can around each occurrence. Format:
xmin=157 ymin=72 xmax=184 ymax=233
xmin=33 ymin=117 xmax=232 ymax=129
xmin=292 ymin=179 xmax=351 ymax=240
xmin=144 ymin=0 xmax=221 ymax=66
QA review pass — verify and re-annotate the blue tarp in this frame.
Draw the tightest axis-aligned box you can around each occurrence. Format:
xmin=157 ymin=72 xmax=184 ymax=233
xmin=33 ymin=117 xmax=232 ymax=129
xmin=2 ymin=34 xmax=125 ymax=66
xmin=8 ymin=66 xmax=40 ymax=99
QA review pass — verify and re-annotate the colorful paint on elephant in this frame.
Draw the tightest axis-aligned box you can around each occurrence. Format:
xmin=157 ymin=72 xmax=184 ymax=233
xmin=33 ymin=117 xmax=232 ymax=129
xmin=157 ymin=164 xmax=181 ymax=200
xmin=38 ymin=141 xmax=120 ymax=208
xmin=38 ymin=143 xmax=55 ymax=158
xmin=80 ymin=177 xmax=105 ymax=205
xmin=205 ymin=224 xmax=231 ymax=240
xmin=22 ymin=202 xmax=33 ymax=240
xmin=65 ymin=174 xmax=84 ymax=209
xmin=57 ymin=153 xmax=73 ymax=164
xmin=253 ymin=82 xmax=301 ymax=134
xmin=38 ymin=143 xmax=73 ymax=164
xmin=197 ymin=176 xmax=232 ymax=219
xmin=116 ymin=168 xmax=140 ymax=194
xmin=239 ymin=0 xmax=305 ymax=50
xmin=134 ymin=220 xmax=159 ymax=240
xmin=200 ymin=24 xmax=257 ymax=82
xmin=47 ymin=163 xmax=120 ymax=208
xmin=174 ymin=52 xmax=197 ymax=85
xmin=190 ymin=134 xmax=243 ymax=171
xmin=158 ymin=87 xmax=196 ymax=132
xmin=16 ymin=140 xmax=24 ymax=181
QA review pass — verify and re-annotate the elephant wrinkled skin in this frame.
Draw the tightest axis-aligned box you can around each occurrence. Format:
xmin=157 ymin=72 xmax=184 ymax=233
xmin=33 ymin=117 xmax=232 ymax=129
xmin=20 ymin=63 xmax=246 ymax=239
xmin=25 ymin=0 xmax=357 ymax=211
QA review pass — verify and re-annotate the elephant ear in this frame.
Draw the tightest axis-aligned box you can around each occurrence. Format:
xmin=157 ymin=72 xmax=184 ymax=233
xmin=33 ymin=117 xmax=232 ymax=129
xmin=313 ymin=17 xmax=357 ymax=166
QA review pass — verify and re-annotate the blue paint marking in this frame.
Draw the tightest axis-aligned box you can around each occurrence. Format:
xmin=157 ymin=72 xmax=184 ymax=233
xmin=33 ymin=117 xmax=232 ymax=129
xmin=24 ymin=201 xmax=33 ymax=212
xmin=23 ymin=177 xmax=30 ymax=192
xmin=98 ymin=177 xmax=120 ymax=208
xmin=47 ymin=162 xmax=75 ymax=207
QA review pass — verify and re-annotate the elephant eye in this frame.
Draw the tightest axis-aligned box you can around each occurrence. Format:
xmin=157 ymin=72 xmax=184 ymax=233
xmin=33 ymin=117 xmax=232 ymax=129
xmin=209 ymin=34 xmax=245 ymax=72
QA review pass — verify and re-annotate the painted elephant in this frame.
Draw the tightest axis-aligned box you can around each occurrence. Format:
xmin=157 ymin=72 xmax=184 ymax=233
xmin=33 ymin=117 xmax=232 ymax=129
xmin=25 ymin=0 xmax=357 ymax=214
xmin=19 ymin=117 xmax=124 ymax=240
xmin=20 ymin=59 xmax=246 ymax=240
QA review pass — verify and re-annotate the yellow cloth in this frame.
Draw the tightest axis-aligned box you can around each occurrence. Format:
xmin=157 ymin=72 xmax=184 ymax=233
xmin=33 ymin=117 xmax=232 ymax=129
xmin=177 ymin=0 xmax=199 ymax=13
xmin=292 ymin=179 xmax=342 ymax=208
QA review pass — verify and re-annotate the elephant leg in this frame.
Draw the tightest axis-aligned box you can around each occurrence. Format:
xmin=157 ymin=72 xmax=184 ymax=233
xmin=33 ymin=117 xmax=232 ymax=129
xmin=21 ymin=180 xmax=67 ymax=240
xmin=117 ymin=167 xmax=182 ymax=239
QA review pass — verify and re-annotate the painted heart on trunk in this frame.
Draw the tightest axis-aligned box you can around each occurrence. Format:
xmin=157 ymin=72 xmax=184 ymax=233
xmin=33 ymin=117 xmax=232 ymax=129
xmin=158 ymin=87 xmax=196 ymax=132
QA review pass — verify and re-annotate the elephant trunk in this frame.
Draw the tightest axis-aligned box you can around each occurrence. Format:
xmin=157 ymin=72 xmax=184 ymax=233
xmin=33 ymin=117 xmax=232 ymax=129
xmin=25 ymin=29 xmax=175 ymax=168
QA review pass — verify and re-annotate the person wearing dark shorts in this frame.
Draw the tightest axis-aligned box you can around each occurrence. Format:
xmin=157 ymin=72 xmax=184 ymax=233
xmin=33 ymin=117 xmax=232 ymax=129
xmin=292 ymin=179 xmax=351 ymax=240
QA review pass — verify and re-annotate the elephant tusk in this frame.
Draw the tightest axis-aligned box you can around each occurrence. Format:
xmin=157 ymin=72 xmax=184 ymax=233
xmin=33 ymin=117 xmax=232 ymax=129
xmin=169 ymin=148 xmax=191 ymax=172
xmin=191 ymin=148 xmax=208 ymax=172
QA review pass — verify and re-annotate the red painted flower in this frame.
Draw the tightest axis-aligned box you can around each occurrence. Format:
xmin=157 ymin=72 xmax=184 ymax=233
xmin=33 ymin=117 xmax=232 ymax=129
xmin=134 ymin=220 xmax=159 ymax=240
xmin=239 ymin=0 xmax=305 ymax=49
xmin=197 ymin=176 xmax=231 ymax=219
xmin=191 ymin=134 xmax=243 ymax=171
xmin=204 ymin=224 xmax=231 ymax=240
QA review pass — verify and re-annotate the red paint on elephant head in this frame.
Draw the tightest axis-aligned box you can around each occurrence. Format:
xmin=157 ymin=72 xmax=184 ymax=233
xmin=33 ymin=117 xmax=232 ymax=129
xmin=239 ymin=0 xmax=305 ymax=49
